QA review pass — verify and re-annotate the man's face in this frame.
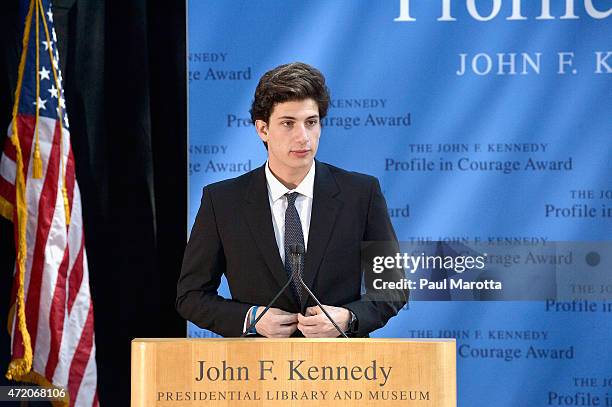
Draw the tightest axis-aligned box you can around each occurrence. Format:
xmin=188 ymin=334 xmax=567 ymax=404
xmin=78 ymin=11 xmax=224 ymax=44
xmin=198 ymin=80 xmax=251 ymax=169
xmin=257 ymin=98 xmax=320 ymax=176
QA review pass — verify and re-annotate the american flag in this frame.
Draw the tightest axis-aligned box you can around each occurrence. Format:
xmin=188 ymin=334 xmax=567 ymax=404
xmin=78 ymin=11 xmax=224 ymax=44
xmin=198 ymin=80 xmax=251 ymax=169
xmin=0 ymin=0 xmax=99 ymax=405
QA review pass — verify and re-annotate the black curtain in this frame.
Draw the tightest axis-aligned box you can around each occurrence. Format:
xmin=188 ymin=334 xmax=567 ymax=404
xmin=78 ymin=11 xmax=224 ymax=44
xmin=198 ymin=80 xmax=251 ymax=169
xmin=0 ymin=0 xmax=187 ymax=404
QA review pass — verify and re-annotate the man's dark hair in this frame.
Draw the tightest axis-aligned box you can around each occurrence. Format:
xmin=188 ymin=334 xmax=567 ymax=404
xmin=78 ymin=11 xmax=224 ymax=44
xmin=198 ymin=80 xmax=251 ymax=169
xmin=250 ymin=62 xmax=330 ymax=125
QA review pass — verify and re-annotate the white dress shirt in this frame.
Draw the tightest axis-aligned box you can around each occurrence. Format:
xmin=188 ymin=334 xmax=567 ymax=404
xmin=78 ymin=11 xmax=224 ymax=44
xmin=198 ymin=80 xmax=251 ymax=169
xmin=265 ymin=160 xmax=315 ymax=264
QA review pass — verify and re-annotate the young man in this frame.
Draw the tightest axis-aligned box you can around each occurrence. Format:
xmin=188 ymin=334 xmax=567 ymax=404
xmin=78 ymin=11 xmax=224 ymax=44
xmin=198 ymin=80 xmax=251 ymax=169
xmin=177 ymin=62 xmax=406 ymax=337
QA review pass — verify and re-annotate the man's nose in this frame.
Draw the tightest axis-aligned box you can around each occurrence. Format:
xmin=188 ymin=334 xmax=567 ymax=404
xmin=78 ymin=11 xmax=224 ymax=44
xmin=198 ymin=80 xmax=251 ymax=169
xmin=295 ymin=124 xmax=309 ymax=143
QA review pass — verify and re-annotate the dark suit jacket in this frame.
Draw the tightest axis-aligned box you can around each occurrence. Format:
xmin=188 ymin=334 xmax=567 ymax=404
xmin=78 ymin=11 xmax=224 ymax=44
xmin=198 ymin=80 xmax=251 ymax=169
xmin=176 ymin=160 xmax=407 ymax=337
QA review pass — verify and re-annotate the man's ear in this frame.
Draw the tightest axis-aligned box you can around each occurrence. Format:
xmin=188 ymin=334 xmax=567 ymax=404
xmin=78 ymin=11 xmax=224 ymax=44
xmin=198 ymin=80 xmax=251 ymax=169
xmin=255 ymin=120 xmax=268 ymax=142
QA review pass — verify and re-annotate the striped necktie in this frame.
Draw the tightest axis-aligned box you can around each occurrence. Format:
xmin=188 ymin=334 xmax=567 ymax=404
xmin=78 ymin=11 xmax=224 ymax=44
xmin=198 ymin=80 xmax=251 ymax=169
xmin=284 ymin=192 xmax=306 ymax=307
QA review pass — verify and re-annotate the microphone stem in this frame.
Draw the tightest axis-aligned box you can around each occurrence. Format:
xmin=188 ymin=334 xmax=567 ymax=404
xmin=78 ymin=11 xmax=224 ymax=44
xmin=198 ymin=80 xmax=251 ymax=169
xmin=240 ymin=276 xmax=294 ymax=337
xmin=296 ymin=253 xmax=349 ymax=339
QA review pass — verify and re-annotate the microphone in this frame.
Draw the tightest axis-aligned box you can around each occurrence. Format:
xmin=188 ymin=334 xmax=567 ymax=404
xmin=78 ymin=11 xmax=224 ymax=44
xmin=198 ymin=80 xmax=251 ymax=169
xmin=289 ymin=244 xmax=349 ymax=339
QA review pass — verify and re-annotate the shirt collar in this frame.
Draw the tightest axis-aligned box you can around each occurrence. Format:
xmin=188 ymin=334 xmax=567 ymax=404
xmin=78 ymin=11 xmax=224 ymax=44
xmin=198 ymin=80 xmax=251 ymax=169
xmin=265 ymin=160 xmax=315 ymax=202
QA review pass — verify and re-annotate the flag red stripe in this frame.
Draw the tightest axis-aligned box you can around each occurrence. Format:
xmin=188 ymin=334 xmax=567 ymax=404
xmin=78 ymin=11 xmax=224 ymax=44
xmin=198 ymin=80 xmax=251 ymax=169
xmin=16 ymin=116 xmax=36 ymax=182
xmin=65 ymin=143 xmax=75 ymax=212
xmin=44 ymin=245 xmax=70 ymax=380
xmin=2 ymin=135 xmax=17 ymax=162
xmin=0 ymin=116 xmax=37 ymax=206
xmin=0 ymin=175 xmax=15 ymax=205
xmin=10 ymin=267 xmax=25 ymax=360
xmin=4 ymin=130 xmax=17 ymax=161
xmin=67 ymin=239 xmax=84 ymax=314
xmin=64 ymin=141 xmax=80 ymax=313
xmin=24 ymin=120 xmax=62 ymax=354
xmin=67 ymin=300 xmax=94 ymax=404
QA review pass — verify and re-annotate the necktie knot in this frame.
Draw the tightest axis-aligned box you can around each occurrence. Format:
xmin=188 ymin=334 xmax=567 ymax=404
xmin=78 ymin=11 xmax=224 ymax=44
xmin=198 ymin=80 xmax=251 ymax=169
xmin=286 ymin=192 xmax=299 ymax=206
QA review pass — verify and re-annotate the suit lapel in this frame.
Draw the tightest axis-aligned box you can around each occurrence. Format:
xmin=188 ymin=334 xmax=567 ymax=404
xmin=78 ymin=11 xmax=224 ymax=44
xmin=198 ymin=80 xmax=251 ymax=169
xmin=242 ymin=165 xmax=293 ymax=296
xmin=304 ymin=161 xmax=343 ymax=289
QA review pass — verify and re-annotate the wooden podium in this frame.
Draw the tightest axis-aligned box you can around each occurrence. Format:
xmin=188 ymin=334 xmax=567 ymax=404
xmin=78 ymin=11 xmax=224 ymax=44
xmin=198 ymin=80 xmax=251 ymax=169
xmin=131 ymin=338 xmax=456 ymax=406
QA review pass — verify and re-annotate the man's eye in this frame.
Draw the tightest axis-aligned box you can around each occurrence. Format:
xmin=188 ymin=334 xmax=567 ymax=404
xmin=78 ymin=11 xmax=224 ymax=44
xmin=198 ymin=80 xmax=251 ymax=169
xmin=281 ymin=121 xmax=294 ymax=127
xmin=306 ymin=120 xmax=318 ymax=127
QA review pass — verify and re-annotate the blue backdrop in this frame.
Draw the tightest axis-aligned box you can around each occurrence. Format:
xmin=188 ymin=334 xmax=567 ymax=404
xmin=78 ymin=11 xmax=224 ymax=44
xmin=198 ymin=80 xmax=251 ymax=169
xmin=186 ymin=1 xmax=612 ymax=405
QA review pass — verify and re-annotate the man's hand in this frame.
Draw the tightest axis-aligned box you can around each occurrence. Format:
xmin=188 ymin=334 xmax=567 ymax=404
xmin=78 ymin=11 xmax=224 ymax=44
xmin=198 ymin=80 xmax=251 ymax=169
xmin=254 ymin=307 xmax=298 ymax=338
xmin=297 ymin=305 xmax=351 ymax=338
